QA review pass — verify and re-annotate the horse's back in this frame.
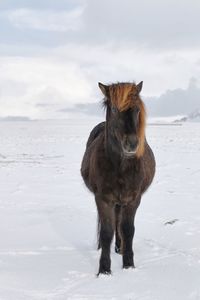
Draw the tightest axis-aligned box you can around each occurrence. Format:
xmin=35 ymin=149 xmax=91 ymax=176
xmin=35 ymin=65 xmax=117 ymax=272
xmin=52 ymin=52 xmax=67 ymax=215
xmin=141 ymin=141 xmax=156 ymax=193
xmin=81 ymin=122 xmax=105 ymax=193
xmin=86 ymin=121 xmax=105 ymax=148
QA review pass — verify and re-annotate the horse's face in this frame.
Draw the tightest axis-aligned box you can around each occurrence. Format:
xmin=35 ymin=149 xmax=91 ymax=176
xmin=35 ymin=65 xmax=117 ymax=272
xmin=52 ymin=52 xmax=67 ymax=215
xmin=109 ymin=106 xmax=140 ymax=157
xmin=99 ymin=81 xmax=146 ymax=158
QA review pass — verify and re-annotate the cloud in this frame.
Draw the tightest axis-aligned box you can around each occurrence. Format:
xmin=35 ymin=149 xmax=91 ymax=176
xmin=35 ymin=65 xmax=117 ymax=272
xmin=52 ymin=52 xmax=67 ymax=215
xmin=0 ymin=7 xmax=84 ymax=32
xmin=0 ymin=56 xmax=93 ymax=119
xmin=0 ymin=0 xmax=84 ymax=11
xmin=0 ymin=0 xmax=200 ymax=119
xmin=0 ymin=42 xmax=200 ymax=119
xmin=1 ymin=0 xmax=200 ymax=49
xmin=82 ymin=0 xmax=200 ymax=49
xmin=52 ymin=44 xmax=200 ymax=96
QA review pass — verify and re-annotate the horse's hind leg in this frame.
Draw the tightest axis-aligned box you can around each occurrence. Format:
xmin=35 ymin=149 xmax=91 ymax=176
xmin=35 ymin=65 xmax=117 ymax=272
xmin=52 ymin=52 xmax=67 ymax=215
xmin=115 ymin=204 xmax=122 ymax=254
xmin=121 ymin=199 xmax=140 ymax=269
xmin=95 ymin=195 xmax=115 ymax=275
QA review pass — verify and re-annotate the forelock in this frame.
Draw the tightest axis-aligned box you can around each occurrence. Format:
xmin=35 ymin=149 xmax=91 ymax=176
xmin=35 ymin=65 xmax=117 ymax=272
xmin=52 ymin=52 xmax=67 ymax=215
xmin=108 ymin=83 xmax=137 ymax=111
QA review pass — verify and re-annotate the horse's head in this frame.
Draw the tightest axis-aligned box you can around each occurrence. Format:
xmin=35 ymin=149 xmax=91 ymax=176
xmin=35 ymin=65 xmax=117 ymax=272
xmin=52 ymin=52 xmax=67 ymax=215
xmin=99 ymin=81 xmax=146 ymax=158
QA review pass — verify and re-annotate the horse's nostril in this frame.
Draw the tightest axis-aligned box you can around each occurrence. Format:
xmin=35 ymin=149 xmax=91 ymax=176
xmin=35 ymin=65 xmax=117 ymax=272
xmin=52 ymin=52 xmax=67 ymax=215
xmin=123 ymin=136 xmax=138 ymax=152
xmin=130 ymin=145 xmax=136 ymax=151
xmin=128 ymin=143 xmax=137 ymax=152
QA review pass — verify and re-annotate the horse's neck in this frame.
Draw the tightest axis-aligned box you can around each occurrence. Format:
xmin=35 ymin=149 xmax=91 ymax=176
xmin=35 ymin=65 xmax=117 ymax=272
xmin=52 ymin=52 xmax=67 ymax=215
xmin=104 ymin=129 xmax=124 ymax=167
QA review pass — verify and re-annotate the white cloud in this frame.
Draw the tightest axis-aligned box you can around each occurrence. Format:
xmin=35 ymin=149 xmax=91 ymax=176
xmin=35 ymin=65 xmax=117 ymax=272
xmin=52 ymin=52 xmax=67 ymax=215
xmin=0 ymin=7 xmax=84 ymax=32
xmin=83 ymin=0 xmax=200 ymax=49
xmin=52 ymin=43 xmax=200 ymax=96
xmin=0 ymin=56 xmax=93 ymax=119
xmin=0 ymin=1 xmax=200 ymax=119
xmin=0 ymin=44 xmax=200 ymax=119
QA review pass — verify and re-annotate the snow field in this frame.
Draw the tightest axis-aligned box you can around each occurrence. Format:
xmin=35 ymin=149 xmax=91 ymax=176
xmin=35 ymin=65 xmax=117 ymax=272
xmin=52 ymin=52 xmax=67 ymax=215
xmin=0 ymin=119 xmax=200 ymax=299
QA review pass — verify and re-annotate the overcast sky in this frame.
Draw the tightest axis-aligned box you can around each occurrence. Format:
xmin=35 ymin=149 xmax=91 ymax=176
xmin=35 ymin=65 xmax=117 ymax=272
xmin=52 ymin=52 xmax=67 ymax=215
xmin=0 ymin=0 xmax=200 ymax=119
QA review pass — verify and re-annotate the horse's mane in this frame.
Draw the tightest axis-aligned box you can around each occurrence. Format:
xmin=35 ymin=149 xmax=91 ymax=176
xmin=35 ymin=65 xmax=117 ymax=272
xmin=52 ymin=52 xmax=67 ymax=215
xmin=108 ymin=83 xmax=136 ymax=112
xmin=104 ymin=82 xmax=146 ymax=158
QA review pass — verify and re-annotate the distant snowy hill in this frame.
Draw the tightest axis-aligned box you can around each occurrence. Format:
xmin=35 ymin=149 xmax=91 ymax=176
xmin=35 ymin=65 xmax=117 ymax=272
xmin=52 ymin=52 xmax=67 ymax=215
xmin=1 ymin=79 xmax=199 ymax=121
xmin=186 ymin=110 xmax=200 ymax=122
xmin=59 ymin=103 xmax=103 ymax=117
xmin=174 ymin=110 xmax=200 ymax=123
xmin=0 ymin=116 xmax=32 ymax=122
xmin=145 ymin=79 xmax=200 ymax=117
xmin=60 ymin=79 xmax=200 ymax=120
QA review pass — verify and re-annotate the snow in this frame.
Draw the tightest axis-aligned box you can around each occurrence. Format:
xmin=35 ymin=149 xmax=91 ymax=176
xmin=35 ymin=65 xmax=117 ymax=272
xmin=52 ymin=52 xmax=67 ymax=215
xmin=0 ymin=118 xmax=200 ymax=300
xmin=148 ymin=115 xmax=187 ymax=124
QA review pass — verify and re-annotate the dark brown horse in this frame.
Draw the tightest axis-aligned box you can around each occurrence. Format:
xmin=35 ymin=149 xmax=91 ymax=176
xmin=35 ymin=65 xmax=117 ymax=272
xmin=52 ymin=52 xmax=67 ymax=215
xmin=81 ymin=81 xmax=155 ymax=275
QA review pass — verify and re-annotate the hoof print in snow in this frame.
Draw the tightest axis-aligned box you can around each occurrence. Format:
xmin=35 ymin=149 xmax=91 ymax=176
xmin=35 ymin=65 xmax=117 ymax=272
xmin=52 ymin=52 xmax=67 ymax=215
xmin=164 ymin=219 xmax=179 ymax=226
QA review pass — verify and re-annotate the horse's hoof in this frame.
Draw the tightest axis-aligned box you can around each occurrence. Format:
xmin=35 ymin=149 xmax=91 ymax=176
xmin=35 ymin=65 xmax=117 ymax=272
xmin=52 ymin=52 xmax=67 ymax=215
xmin=97 ymin=270 xmax=112 ymax=276
xmin=115 ymin=245 xmax=121 ymax=254
xmin=123 ymin=264 xmax=135 ymax=269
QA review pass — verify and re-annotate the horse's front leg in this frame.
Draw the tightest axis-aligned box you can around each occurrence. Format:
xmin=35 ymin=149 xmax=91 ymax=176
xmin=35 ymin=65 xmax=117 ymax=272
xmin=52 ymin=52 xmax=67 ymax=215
xmin=95 ymin=195 xmax=115 ymax=275
xmin=121 ymin=197 xmax=141 ymax=269
xmin=115 ymin=204 xmax=122 ymax=254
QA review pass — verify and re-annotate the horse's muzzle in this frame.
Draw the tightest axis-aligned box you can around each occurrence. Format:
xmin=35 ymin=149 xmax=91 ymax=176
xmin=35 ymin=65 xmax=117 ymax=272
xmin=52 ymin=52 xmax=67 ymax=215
xmin=121 ymin=135 xmax=138 ymax=157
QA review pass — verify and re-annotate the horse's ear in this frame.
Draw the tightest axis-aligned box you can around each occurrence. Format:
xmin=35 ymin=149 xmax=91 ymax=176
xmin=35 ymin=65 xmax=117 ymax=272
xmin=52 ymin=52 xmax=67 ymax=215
xmin=136 ymin=81 xmax=143 ymax=93
xmin=98 ymin=82 xmax=109 ymax=96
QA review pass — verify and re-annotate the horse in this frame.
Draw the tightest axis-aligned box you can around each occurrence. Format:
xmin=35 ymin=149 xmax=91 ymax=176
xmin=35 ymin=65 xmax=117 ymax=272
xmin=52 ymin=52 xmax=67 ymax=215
xmin=81 ymin=81 xmax=155 ymax=275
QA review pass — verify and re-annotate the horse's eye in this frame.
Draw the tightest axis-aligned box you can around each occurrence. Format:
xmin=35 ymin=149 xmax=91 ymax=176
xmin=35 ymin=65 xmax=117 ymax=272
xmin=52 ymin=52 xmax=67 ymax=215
xmin=111 ymin=106 xmax=118 ymax=114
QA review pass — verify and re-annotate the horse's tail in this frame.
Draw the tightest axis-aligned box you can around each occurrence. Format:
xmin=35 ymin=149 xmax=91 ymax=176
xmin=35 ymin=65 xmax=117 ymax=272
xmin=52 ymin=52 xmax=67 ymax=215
xmin=97 ymin=214 xmax=101 ymax=250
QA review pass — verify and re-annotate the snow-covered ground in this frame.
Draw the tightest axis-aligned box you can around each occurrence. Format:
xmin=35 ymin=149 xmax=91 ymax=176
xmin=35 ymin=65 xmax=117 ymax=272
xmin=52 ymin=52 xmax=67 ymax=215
xmin=0 ymin=118 xmax=200 ymax=300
